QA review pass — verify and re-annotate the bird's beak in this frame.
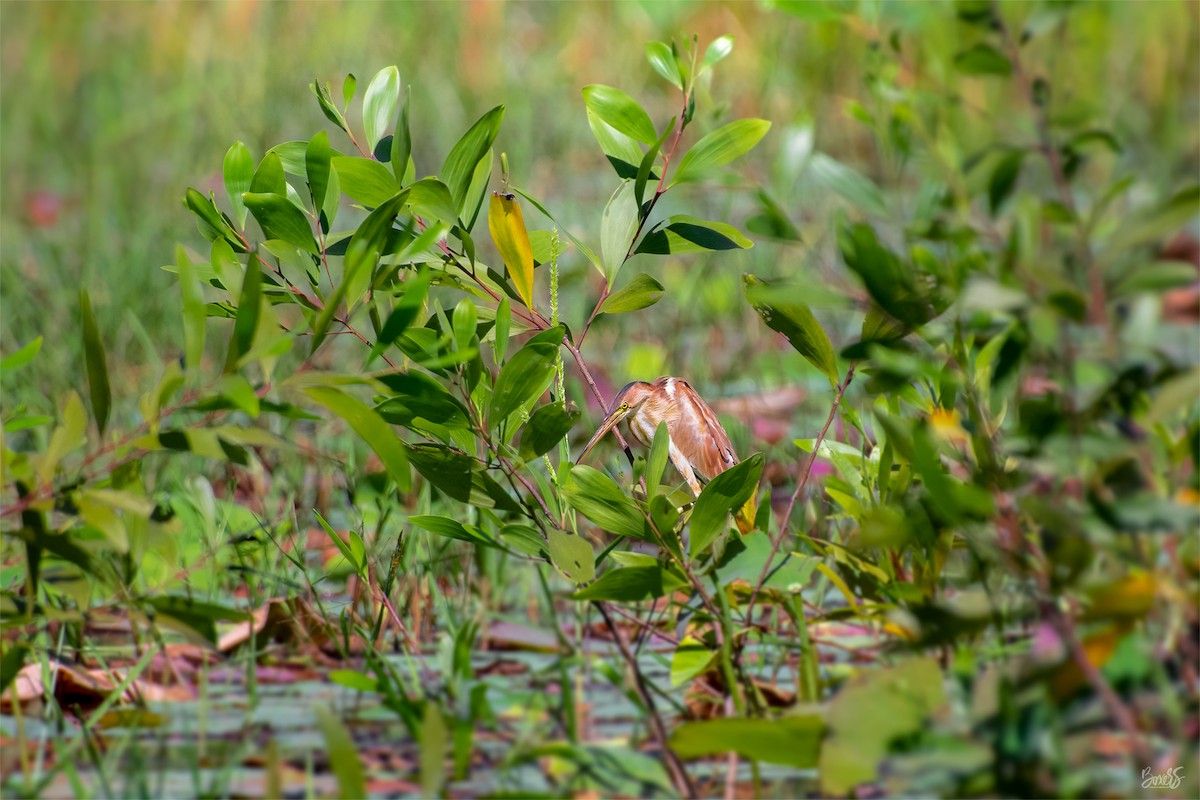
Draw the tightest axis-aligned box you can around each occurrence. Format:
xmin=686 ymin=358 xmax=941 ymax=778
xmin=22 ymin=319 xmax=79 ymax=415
xmin=579 ymin=408 xmax=629 ymax=463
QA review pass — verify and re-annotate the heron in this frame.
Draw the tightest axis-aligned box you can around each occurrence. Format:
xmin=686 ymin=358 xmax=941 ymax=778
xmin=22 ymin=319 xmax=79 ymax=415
xmin=579 ymin=377 xmax=756 ymax=534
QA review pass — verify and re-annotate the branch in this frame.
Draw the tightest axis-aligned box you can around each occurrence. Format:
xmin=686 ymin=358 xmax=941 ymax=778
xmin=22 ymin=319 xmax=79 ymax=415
xmin=594 ymin=601 xmax=696 ymax=798
xmin=743 ymin=364 xmax=856 ymax=622
xmin=992 ymin=4 xmax=1109 ymax=335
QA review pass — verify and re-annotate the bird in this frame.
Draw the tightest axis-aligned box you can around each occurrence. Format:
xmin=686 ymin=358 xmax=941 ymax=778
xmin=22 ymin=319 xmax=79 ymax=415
xmin=579 ymin=377 xmax=755 ymax=534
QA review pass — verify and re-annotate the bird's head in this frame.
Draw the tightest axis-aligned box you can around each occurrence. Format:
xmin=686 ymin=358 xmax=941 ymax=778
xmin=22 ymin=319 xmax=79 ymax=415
xmin=578 ymin=381 xmax=655 ymax=462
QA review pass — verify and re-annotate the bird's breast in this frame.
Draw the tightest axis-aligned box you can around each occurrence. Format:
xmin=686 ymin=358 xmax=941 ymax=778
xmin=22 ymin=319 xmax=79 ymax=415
xmin=626 ymin=409 xmax=660 ymax=448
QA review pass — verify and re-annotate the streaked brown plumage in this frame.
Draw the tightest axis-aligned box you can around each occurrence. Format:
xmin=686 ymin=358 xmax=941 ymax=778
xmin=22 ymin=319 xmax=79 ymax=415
xmin=579 ymin=377 xmax=755 ymax=532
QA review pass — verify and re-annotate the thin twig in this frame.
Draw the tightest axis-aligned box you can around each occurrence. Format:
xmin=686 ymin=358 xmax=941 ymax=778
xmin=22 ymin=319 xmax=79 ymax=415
xmin=744 ymin=364 xmax=856 ymax=623
xmin=992 ymin=4 xmax=1109 ymax=335
xmin=594 ymin=601 xmax=696 ymax=798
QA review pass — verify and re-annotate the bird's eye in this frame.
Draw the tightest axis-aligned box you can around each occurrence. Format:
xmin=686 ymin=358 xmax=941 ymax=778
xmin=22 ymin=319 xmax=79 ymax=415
xmin=620 ymin=403 xmax=629 ymax=411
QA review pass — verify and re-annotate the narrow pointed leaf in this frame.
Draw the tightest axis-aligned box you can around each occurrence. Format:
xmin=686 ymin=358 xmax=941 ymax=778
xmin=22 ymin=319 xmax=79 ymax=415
xmin=635 ymin=215 xmax=753 ymax=254
xmin=362 ymin=66 xmax=400 ymax=153
xmin=600 ymin=181 xmax=638 ymax=285
xmin=490 ymin=330 xmax=562 ymax=424
xmin=242 ymin=192 xmax=318 ymax=253
xmin=744 ymin=274 xmax=839 ymax=384
xmin=441 ymin=106 xmax=504 ymax=214
xmin=80 ymin=290 xmax=111 ymax=435
xmin=646 ymin=41 xmax=683 ymax=89
xmin=223 ymin=141 xmax=254 ymax=230
xmin=671 ymin=119 xmax=771 ymax=186
xmin=690 ymin=454 xmax=763 ymax=557
xmin=597 ymin=273 xmax=664 ymax=314
xmin=701 ymin=35 xmax=734 ymax=73
xmin=582 ymin=84 xmax=656 ymax=145
xmin=333 ymin=156 xmax=400 ymax=208
xmin=561 ymin=465 xmax=651 ymax=540
xmin=587 ymin=109 xmax=646 ymax=180
xmin=224 ymin=259 xmax=262 ymax=372
xmin=519 ymin=403 xmax=580 ymax=460
xmin=307 ymin=386 xmax=410 ymax=491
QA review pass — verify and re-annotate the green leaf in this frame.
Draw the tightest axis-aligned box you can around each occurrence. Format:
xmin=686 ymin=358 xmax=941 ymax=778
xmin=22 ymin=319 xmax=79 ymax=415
xmin=587 ymin=109 xmax=647 ymax=180
xmin=242 ymin=192 xmax=317 ymax=253
xmin=635 ymin=215 xmax=753 ymax=255
xmin=953 ymin=43 xmax=1012 ymax=76
xmin=223 ymin=141 xmax=254 ymax=230
xmin=519 ymin=403 xmax=580 ymax=460
xmin=332 ymin=156 xmax=401 ymax=208
xmin=419 ymin=702 xmax=448 ymax=799
xmin=312 ymin=79 xmax=350 ymax=133
xmin=184 ymin=188 xmax=245 ymax=252
xmin=645 ymin=422 xmax=670 ymax=499
xmin=176 ymin=246 xmax=207 ymax=371
xmin=376 ymin=371 xmax=470 ymax=431
xmin=441 ymin=106 xmax=504 ymax=216
xmin=671 ymin=119 xmax=771 ymax=186
xmin=407 ymin=178 xmax=456 ymax=224
xmin=80 ymin=290 xmax=111 ymax=436
xmin=645 ymin=41 xmax=683 ymax=89
xmin=266 ymin=141 xmax=309 ymax=176
xmin=689 ymin=454 xmax=763 ymax=557
xmin=314 ymin=510 xmax=366 ymax=578
xmin=224 ymin=258 xmax=261 ymax=372
xmin=1146 ymin=366 xmax=1200 ymax=425
xmin=490 ymin=326 xmax=563 ymax=425
xmin=307 ymin=386 xmax=411 ymax=491
xmin=548 ymin=529 xmax=595 ymax=584
xmin=315 ymin=706 xmax=367 ymax=800
xmin=598 ymin=273 xmax=664 ymax=314
xmin=0 ymin=644 xmax=27 ymax=697
xmin=493 ymin=297 xmax=511 ymax=363
xmin=341 ymin=73 xmax=356 ymax=108
xmin=409 ymin=515 xmax=497 ymax=548
xmin=600 ymin=181 xmax=638 ymax=285
xmin=250 ymin=151 xmax=286 ymax=196
xmin=305 ymin=131 xmax=336 ymax=221
xmin=1106 ymin=185 xmax=1200 ymax=254
xmin=670 ymin=715 xmax=823 ymax=768
xmin=312 ymin=189 xmax=410 ymax=352
xmin=701 ymin=35 xmax=734 ymax=74
xmin=451 ymin=299 xmax=478 ymax=352
xmin=807 ymin=153 xmax=887 ymax=217
xmin=582 ymin=84 xmax=657 ymax=145
xmin=838 ymin=222 xmax=937 ymax=327
xmin=370 ymin=268 xmax=433 ymax=364
xmin=1 ymin=337 xmax=42 ymax=374
xmin=561 ymin=465 xmax=650 ymax=539
xmin=362 ymin=66 xmax=400 ymax=153
xmin=1114 ymin=260 xmax=1200 ymax=297
xmin=743 ymin=274 xmax=839 ymax=384
xmin=571 ymin=564 xmax=685 ymax=601
xmin=488 ymin=192 xmax=536 ymax=309
xmin=635 ymin=120 xmax=672 ymax=210
xmin=988 ymin=149 xmax=1024 ymax=213
xmin=392 ymin=85 xmax=413 ymax=183
xmin=670 ymin=635 xmax=716 ymax=686
xmin=500 ymin=524 xmax=546 ymax=557
xmin=405 ymin=444 xmax=517 ymax=512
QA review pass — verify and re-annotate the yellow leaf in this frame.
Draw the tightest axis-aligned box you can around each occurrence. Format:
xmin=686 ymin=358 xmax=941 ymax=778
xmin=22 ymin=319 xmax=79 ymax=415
xmin=488 ymin=192 xmax=535 ymax=309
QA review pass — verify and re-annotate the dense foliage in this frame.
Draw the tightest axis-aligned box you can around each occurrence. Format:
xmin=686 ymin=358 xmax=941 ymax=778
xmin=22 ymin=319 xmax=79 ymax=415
xmin=2 ymin=2 xmax=1197 ymax=797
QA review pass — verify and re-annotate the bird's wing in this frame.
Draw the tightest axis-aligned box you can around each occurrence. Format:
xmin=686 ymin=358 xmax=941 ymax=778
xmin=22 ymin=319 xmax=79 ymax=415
xmin=671 ymin=380 xmax=739 ymax=480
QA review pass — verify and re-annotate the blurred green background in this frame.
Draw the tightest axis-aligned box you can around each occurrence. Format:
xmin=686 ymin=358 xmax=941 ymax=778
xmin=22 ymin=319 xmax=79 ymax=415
xmin=2 ymin=0 xmax=1196 ymax=416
